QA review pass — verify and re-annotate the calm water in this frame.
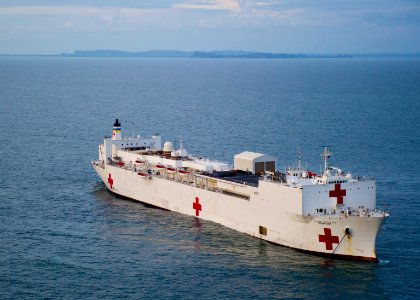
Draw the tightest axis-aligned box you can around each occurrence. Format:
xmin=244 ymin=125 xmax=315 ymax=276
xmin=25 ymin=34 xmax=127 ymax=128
xmin=1 ymin=57 xmax=419 ymax=299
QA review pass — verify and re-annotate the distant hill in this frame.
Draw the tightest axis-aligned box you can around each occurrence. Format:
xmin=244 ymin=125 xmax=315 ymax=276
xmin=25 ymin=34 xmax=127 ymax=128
xmin=191 ymin=51 xmax=308 ymax=58
xmin=61 ymin=50 xmax=193 ymax=58
xmin=60 ymin=50 xmax=353 ymax=59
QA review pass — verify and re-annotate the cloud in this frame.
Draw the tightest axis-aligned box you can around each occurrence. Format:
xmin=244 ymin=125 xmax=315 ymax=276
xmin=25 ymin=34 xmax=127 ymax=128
xmin=0 ymin=5 xmax=178 ymax=32
xmin=173 ymin=0 xmax=240 ymax=11
xmin=255 ymin=2 xmax=273 ymax=7
xmin=251 ymin=7 xmax=303 ymax=19
xmin=0 ymin=5 xmax=154 ymax=16
xmin=0 ymin=3 xmax=296 ymax=32
xmin=1 ymin=1 xmax=420 ymax=53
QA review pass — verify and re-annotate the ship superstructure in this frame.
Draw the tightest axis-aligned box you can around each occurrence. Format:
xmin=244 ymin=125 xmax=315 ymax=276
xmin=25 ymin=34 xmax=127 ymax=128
xmin=92 ymin=120 xmax=389 ymax=262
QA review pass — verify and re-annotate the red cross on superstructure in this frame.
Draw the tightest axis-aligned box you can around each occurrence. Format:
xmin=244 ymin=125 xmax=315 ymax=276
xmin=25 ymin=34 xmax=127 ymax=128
xmin=319 ymin=228 xmax=339 ymax=251
xmin=108 ymin=173 xmax=114 ymax=189
xmin=193 ymin=197 xmax=202 ymax=217
xmin=329 ymin=183 xmax=346 ymax=205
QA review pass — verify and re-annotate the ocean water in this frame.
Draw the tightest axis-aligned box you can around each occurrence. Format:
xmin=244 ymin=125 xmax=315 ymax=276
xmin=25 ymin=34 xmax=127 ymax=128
xmin=0 ymin=57 xmax=419 ymax=299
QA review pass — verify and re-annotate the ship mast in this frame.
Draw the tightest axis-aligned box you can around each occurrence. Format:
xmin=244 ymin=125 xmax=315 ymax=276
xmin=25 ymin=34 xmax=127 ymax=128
xmin=321 ymin=146 xmax=333 ymax=174
xmin=297 ymin=147 xmax=302 ymax=171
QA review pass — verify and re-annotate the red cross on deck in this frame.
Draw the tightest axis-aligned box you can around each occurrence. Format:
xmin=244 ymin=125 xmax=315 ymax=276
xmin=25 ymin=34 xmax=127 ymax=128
xmin=329 ymin=183 xmax=346 ymax=205
xmin=108 ymin=173 xmax=114 ymax=189
xmin=193 ymin=197 xmax=202 ymax=217
xmin=319 ymin=228 xmax=339 ymax=251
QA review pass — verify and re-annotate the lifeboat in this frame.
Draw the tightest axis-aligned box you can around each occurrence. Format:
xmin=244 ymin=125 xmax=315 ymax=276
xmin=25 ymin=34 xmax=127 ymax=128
xmin=137 ymin=172 xmax=150 ymax=179
xmin=117 ymin=161 xmax=125 ymax=167
xmin=307 ymin=171 xmax=317 ymax=178
xmin=166 ymin=167 xmax=176 ymax=174
xmin=177 ymin=169 xmax=190 ymax=176
xmin=154 ymin=164 xmax=166 ymax=170
xmin=135 ymin=159 xmax=146 ymax=164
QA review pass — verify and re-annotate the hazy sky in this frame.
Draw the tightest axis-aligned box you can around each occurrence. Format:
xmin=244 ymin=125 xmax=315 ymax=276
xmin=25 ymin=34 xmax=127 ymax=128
xmin=1 ymin=0 xmax=419 ymax=54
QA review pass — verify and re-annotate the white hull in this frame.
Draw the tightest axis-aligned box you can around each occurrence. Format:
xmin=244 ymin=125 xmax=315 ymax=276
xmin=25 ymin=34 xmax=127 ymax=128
xmin=93 ymin=163 xmax=386 ymax=262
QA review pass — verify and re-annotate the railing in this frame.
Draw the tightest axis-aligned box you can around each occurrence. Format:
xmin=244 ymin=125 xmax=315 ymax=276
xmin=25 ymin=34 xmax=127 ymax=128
xmin=308 ymin=207 xmax=388 ymax=218
xmin=105 ymin=161 xmax=255 ymax=198
xmin=355 ymin=176 xmax=375 ymax=181
xmin=92 ymin=160 xmax=105 ymax=169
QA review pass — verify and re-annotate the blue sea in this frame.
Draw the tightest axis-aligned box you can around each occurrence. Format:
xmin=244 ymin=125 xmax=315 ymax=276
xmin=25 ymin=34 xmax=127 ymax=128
xmin=1 ymin=57 xmax=419 ymax=299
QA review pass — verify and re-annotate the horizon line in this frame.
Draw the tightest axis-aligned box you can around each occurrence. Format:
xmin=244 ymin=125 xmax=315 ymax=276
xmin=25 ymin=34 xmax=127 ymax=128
xmin=1 ymin=49 xmax=420 ymax=58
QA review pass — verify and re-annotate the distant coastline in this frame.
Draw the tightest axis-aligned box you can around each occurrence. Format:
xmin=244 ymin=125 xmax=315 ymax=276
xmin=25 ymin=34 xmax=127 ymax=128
xmin=60 ymin=50 xmax=351 ymax=59
xmin=1 ymin=50 xmax=420 ymax=58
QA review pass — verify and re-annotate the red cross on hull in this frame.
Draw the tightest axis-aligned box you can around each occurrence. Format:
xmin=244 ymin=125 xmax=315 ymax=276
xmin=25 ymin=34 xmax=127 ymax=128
xmin=318 ymin=228 xmax=340 ymax=251
xmin=193 ymin=197 xmax=202 ymax=217
xmin=108 ymin=173 xmax=114 ymax=189
xmin=329 ymin=183 xmax=346 ymax=205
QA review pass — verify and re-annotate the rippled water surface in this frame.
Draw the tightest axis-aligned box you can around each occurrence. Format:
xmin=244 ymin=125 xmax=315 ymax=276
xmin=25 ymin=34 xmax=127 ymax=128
xmin=1 ymin=57 xmax=419 ymax=299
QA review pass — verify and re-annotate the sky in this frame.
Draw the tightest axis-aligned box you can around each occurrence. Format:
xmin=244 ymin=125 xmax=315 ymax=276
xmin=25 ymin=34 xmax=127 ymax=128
xmin=0 ymin=0 xmax=420 ymax=54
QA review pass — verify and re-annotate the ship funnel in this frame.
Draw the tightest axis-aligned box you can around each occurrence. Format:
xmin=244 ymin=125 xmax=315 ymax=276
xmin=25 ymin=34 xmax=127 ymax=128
xmin=112 ymin=119 xmax=122 ymax=140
